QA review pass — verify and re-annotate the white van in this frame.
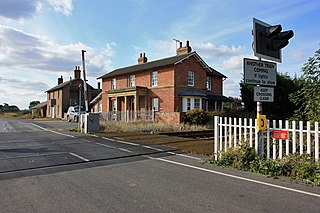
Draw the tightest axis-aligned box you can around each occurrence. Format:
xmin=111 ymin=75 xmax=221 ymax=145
xmin=67 ymin=106 xmax=85 ymax=122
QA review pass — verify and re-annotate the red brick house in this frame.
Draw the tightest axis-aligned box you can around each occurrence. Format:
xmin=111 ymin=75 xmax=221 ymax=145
xmin=46 ymin=66 xmax=100 ymax=119
xmin=98 ymin=41 xmax=230 ymax=122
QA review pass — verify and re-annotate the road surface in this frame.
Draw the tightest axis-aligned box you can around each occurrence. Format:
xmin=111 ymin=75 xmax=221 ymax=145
xmin=0 ymin=118 xmax=319 ymax=213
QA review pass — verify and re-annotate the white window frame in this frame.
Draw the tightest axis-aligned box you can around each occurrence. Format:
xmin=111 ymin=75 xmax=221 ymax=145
xmin=182 ymin=97 xmax=203 ymax=112
xmin=112 ymin=78 xmax=116 ymax=90
xmin=187 ymin=98 xmax=191 ymax=111
xmin=151 ymin=71 xmax=158 ymax=87
xmin=130 ymin=75 xmax=135 ymax=87
xmin=206 ymin=76 xmax=212 ymax=90
xmin=194 ymin=98 xmax=201 ymax=109
xmin=152 ymin=98 xmax=159 ymax=112
xmin=188 ymin=71 xmax=194 ymax=86
xmin=98 ymin=102 xmax=102 ymax=112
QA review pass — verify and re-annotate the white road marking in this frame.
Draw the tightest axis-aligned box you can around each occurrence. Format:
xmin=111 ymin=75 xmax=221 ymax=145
xmin=142 ymin=145 xmax=163 ymax=151
xmin=148 ymin=156 xmax=320 ymax=198
xmin=101 ymin=136 xmax=201 ymax=160
xmin=167 ymin=152 xmax=201 ymax=160
xmin=102 ymin=137 xmax=116 ymax=142
xmin=118 ymin=148 xmax=133 ymax=153
xmin=69 ymin=152 xmax=89 ymax=162
xmin=81 ymin=139 xmax=92 ymax=143
xmin=95 ymin=142 xmax=115 ymax=149
xmin=117 ymin=140 xmax=140 ymax=146
xmin=29 ymin=123 xmax=75 ymax=138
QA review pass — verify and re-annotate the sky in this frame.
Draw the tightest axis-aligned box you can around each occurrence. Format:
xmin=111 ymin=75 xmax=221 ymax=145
xmin=0 ymin=0 xmax=319 ymax=109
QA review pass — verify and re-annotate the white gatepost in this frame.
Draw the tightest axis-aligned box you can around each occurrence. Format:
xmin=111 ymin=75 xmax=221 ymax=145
xmin=315 ymin=122 xmax=319 ymax=161
xmin=214 ymin=116 xmax=219 ymax=160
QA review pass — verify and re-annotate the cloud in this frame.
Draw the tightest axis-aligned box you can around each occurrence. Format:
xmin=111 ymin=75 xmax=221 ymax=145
xmin=224 ymin=79 xmax=241 ymax=98
xmin=46 ymin=0 xmax=74 ymax=16
xmin=0 ymin=25 xmax=115 ymax=77
xmin=0 ymin=76 xmax=49 ymax=91
xmin=0 ymin=76 xmax=50 ymax=109
xmin=194 ymin=42 xmax=243 ymax=59
xmin=0 ymin=0 xmax=42 ymax=20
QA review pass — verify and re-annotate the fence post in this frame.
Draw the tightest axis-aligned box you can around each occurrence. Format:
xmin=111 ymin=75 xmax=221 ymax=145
xmin=224 ymin=117 xmax=228 ymax=152
xmin=239 ymin=118 xmax=242 ymax=142
xmin=214 ymin=116 xmax=219 ymax=161
xmin=285 ymin=120 xmax=289 ymax=156
xmin=229 ymin=117 xmax=232 ymax=148
xmin=299 ymin=121 xmax=304 ymax=155
xmin=307 ymin=122 xmax=311 ymax=155
xmin=249 ymin=118 xmax=253 ymax=147
xmin=279 ymin=120 xmax=283 ymax=159
xmin=292 ymin=121 xmax=296 ymax=154
xmin=234 ymin=117 xmax=237 ymax=148
xmin=272 ymin=120 xmax=276 ymax=160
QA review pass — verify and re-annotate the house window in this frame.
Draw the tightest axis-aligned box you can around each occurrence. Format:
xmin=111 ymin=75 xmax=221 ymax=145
xmin=151 ymin=71 xmax=158 ymax=87
xmin=187 ymin=98 xmax=191 ymax=111
xmin=188 ymin=71 xmax=194 ymax=86
xmin=182 ymin=97 xmax=203 ymax=112
xmin=130 ymin=75 xmax=135 ymax=87
xmin=206 ymin=77 xmax=212 ymax=90
xmin=98 ymin=102 xmax=102 ymax=112
xmin=194 ymin=98 xmax=200 ymax=109
xmin=58 ymin=90 xmax=60 ymax=99
xmin=152 ymin=98 xmax=159 ymax=111
xmin=112 ymin=79 xmax=116 ymax=89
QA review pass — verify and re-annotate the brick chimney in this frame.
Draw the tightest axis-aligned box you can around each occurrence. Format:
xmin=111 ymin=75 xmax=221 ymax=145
xmin=74 ymin=66 xmax=81 ymax=79
xmin=58 ymin=75 xmax=63 ymax=84
xmin=97 ymin=82 xmax=101 ymax=90
xmin=138 ymin=53 xmax=148 ymax=64
xmin=176 ymin=40 xmax=192 ymax=55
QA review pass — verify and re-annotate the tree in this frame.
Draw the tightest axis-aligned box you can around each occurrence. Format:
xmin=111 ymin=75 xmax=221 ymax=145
xmin=289 ymin=48 xmax=320 ymax=122
xmin=29 ymin=101 xmax=40 ymax=110
xmin=240 ymin=73 xmax=300 ymax=120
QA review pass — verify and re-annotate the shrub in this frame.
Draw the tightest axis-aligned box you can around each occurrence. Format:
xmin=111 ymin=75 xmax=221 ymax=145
xmin=183 ymin=109 xmax=210 ymax=125
xmin=210 ymin=143 xmax=320 ymax=185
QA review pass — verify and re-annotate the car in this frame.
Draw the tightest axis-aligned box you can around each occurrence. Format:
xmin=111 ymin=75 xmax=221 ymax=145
xmin=67 ymin=106 xmax=85 ymax=122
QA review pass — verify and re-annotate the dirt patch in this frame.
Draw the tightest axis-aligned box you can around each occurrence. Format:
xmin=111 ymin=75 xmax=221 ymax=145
xmin=97 ymin=132 xmax=213 ymax=156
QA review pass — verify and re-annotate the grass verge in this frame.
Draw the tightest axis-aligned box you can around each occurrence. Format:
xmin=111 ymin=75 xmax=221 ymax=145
xmin=208 ymin=142 xmax=320 ymax=186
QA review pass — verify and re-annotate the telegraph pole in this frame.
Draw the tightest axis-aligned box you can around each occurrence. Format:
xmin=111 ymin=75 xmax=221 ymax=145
xmin=82 ymin=50 xmax=89 ymax=112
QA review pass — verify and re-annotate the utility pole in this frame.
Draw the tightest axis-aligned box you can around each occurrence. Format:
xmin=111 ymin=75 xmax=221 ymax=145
xmin=82 ymin=50 xmax=89 ymax=112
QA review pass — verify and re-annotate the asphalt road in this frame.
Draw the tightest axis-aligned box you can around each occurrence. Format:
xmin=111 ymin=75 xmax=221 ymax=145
xmin=0 ymin=118 xmax=319 ymax=213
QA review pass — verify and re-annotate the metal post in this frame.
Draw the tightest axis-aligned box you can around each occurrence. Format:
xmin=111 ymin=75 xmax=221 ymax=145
xmin=257 ymin=56 xmax=264 ymax=158
xmin=82 ymin=50 xmax=89 ymax=112
xmin=78 ymin=85 xmax=81 ymax=132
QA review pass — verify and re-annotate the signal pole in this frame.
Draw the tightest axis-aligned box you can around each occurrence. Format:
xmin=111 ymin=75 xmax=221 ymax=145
xmin=82 ymin=50 xmax=89 ymax=112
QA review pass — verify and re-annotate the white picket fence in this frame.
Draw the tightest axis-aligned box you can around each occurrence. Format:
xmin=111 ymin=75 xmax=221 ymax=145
xmin=213 ymin=116 xmax=319 ymax=161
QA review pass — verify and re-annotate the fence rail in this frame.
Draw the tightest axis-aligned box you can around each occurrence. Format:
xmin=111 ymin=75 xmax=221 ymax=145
xmin=100 ymin=110 xmax=154 ymax=122
xmin=213 ymin=116 xmax=319 ymax=162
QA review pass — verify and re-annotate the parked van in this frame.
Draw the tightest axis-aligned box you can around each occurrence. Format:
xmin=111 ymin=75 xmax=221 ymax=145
xmin=67 ymin=106 xmax=85 ymax=122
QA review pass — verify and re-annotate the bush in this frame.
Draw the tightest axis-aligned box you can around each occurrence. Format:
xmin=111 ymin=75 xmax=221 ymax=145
xmin=210 ymin=142 xmax=320 ymax=185
xmin=183 ymin=109 xmax=210 ymax=125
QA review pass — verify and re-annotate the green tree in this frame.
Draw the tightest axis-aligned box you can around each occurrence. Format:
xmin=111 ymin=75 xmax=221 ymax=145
xmin=290 ymin=48 xmax=320 ymax=122
xmin=29 ymin=101 xmax=40 ymax=110
xmin=240 ymin=73 xmax=300 ymax=120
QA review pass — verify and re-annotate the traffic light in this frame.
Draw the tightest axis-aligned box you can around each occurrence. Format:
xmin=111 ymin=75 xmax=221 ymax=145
xmin=253 ymin=18 xmax=294 ymax=63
